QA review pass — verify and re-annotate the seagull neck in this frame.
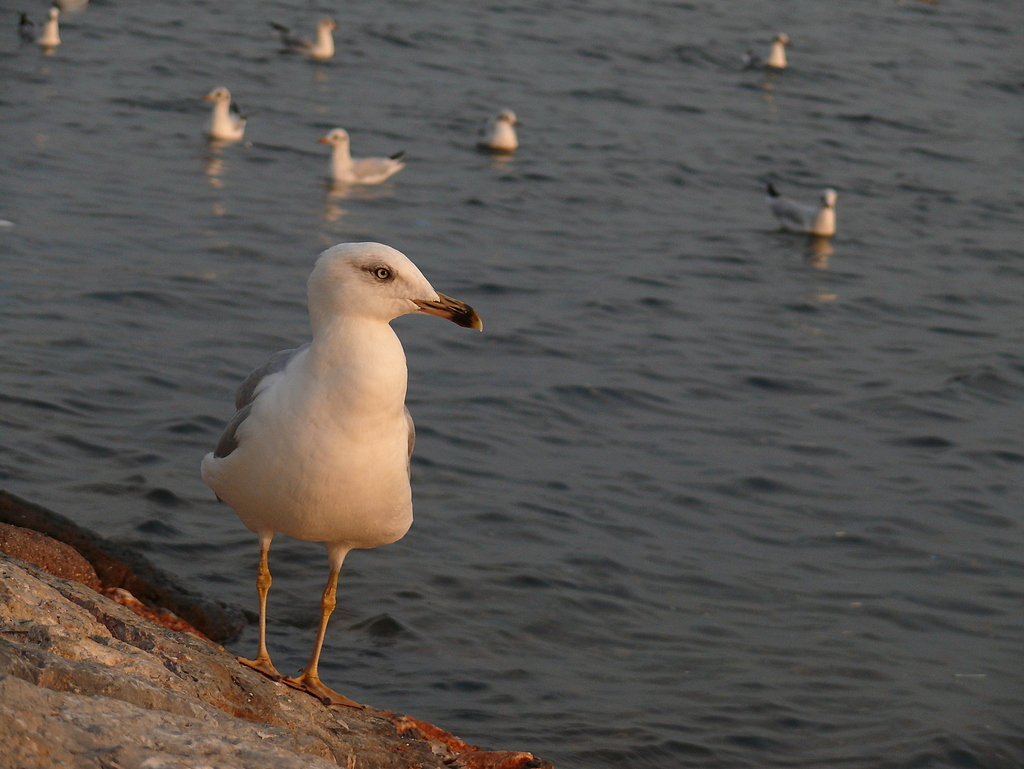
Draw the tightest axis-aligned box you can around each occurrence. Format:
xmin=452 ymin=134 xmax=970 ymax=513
xmin=307 ymin=318 xmax=408 ymax=400
xmin=213 ymin=101 xmax=232 ymax=123
xmin=813 ymin=206 xmax=836 ymax=237
xmin=315 ymin=27 xmax=335 ymax=57
xmin=331 ymin=144 xmax=352 ymax=175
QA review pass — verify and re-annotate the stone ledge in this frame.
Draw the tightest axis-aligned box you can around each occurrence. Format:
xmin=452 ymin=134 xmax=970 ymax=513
xmin=0 ymin=554 xmax=553 ymax=769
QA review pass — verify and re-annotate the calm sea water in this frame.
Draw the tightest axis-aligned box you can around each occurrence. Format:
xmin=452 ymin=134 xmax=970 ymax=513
xmin=3 ymin=0 xmax=1024 ymax=767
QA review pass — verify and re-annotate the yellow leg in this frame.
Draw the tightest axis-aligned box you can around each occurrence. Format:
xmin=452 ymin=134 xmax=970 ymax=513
xmin=283 ymin=564 xmax=362 ymax=708
xmin=238 ymin=535 xmax=284 ymax=681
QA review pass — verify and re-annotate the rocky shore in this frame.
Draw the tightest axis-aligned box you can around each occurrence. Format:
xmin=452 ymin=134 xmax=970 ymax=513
xmin=0 ymin=491 xmax=552 ymax=769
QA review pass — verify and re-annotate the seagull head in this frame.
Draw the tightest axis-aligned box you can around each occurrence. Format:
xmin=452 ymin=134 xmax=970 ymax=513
xmin=47 ymin=6 xmax=59 ymax=20
xmin=775 ymin=33 xmax=791 ymax=46
xmin=203 ymin=86 xmax=231 ymax=104
xmin=497 ymin=109 xmax=519 ymax=126
xmin=319 ymin=17 xmax=338 ymax=31
xmin=821 ymin=188 xmax=837 ymax=208
xmin=308 ymin=243 xmax=482 ymax=331
xmin=319 ymin=128 xmax=350 ymax=148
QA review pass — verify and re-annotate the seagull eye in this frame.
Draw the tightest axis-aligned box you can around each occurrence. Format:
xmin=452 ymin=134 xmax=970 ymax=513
xmin=374 ymin=267 xmax=391 ymax=280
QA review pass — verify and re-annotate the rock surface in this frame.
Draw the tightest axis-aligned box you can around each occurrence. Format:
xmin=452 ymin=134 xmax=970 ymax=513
xmin=0 ymin=553 xmax=553 ymax=769
xmin=0 ymin=521 xmax=101 ymax=589
xmin=0 ymin=490 xmax=244 ymax=642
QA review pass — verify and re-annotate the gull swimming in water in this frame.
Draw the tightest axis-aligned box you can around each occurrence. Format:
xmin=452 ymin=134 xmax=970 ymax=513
xmin=318 ymin=128 xmax=405 ymax=185
xmin=743 ymin=33 xmax=790 ymax=70
xmin=767 ymin=183 xmax=837 ymax=237
xmin=201 ymin=242 xmax=482 ymax=707
xmin=18 ymin=12 xmax=36 ymax=42
xmin=270 ymin=18 xmax=338 ymax=60
xmin=203 ymin=86 xmax=246 ymax=143
xmin=35 ymin=6 xmax=60 ymax=50
xmin=477 ymin=109 xmax=519 ymax=154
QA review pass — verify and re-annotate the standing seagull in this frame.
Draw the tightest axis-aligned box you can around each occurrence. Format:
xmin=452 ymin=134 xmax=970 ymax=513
xmin=201 ymin=242 xmax=482 ymax=707
xmin=767 ymin=183 xmax=837 ymax=237
xmin=319 ymin=128 xmax=405 ymax=185
xmin=36 ymin=6 xmax=60 ymax=50
xmin=477 ymin=109 xmax=520 ymax=154
xmin=203 ymin=86 xmax=246 ymax=143
xmin=270 ymin=18 xmax=338 ymax=61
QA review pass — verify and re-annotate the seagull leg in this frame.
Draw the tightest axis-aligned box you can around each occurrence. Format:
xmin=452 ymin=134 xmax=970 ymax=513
xmin=238 ymin=534 xmax=284 ymax=681
xmin=283 ymin=560 xmax=363 ymax=708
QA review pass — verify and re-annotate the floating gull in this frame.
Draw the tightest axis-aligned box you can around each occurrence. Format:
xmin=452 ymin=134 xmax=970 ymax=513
xmin=477 ymin=109 xmax=519 ymax=154
xmin=18 ymin=12 xmax=35 ymax=42
xmin=270 ymin=18 xmax=337 ymax=61
xmin=201 ymin=242 xmax=482 ymax=707
xmin=36 ymin=6 xmax=60 ymax=50
xmin=744 ymin=33 xmax=790 ymax=70
xmin=319 ymin=128 xmax=405 ymax=185
xmin=766 ymin=33 xmax=790 ymax=69
xmin=767 ymin=183 xmax=837 ymax=237
xmin=203 ymin=86 xmax=246 ymax=143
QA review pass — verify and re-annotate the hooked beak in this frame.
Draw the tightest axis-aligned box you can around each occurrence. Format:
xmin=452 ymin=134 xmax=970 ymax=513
xmin=412 ymin=292 xmax=483 ymax=331
xmin=318 ymin=137 xmax=330 ymax=143
xmin=202 ymin=94 xmax=214 ymax=101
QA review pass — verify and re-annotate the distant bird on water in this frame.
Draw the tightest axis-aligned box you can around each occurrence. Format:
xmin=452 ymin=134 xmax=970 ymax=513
xmin=201 ymin=241 xmax=482 ymax=707
xmin=270 ymin=18 xmax=338 ymax=61
xmin=743 ymin=33 xmax=790 ymax=70
xmin=202 ymin=86 xmax=246 ymax=143
xmin=33 ymin=6 xmax=60 ymax=50
xmin=767 ymin=183 xmax=837 ymax=237
xmin=18 ymin=12 xmax=36 ymax=42
xmin=477 ymin=109 xmax=520 ymax=154
xmin=319 ymin=128 xmax=405 ymax=185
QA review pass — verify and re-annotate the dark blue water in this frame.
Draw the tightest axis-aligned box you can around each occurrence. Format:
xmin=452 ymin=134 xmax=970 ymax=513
xmin=2 ymin=0 xmax=1023 ymax=766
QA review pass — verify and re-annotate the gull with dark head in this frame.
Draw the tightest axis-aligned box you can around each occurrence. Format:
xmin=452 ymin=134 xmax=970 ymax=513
xmin=201 ymin=242 xmax=481 ymax=707
xmin=767 ymin=183 xmax=837 ymax=237
xmin=477 ymin=109 xmax=520 ymax=154
xmin=318 ymin=128 xmax=405 ymax=185
xmin=18 ymin=12 xmax=36 ymax=42
xmin=270 ymin=18 xmax=338 ymax=61
xmin=203 ymin=86 xmax=246 ymax=143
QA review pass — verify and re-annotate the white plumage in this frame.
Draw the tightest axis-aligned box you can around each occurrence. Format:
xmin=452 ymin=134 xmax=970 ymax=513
xmin=270 ymin=18 xmax=338 ymax=61
xmin=767 ymin=183 xmax=837 ymax=237
xmin=37 ymin=7 xmax=61 ymax=49
xmin=318 ymin=128 xmax=405 ymax=185
xmin=478 ymin=109 xmax=520 ymax=153
xmin=202 ymin=86 xmax=246 ymax=143
xmin=202 ymin=242 xmax=481 ymax=707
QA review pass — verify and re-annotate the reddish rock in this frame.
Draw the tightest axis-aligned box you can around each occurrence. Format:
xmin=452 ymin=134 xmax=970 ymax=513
xmin=454 ymin=751 xmax=554 ymax=769
xmin=391 ymin=713 xmax=481 ymax=753
xmin=0 ymin=521 xmax=101 ymax=589
xmin=0 ymin=489 xmax=244 ymax=642
xmin=99 ymin=587 xmax=213 ymax=643
xmin=390 ymin=715 xmax=553 ymax=769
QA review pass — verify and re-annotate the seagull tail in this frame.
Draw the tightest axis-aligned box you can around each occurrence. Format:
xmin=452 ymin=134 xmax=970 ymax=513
xmin=390 ymin=150 xmax=406 ymax=161
xmin=766 ymin=182 xmax=780 ymax=198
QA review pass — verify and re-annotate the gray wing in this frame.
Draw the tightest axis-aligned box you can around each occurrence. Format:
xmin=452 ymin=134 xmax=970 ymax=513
xmin=234 ymin=343 xmax=309 ymax=410
xmin=769 ymin=196 xmax=814 ymax=232
xmin=351 ymin=157 xmax=405 ymax=180
xmin=270 ymin=22 xmax=313 ymax=52
xmin=213 ymin=343 xmax=309 ymax=459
